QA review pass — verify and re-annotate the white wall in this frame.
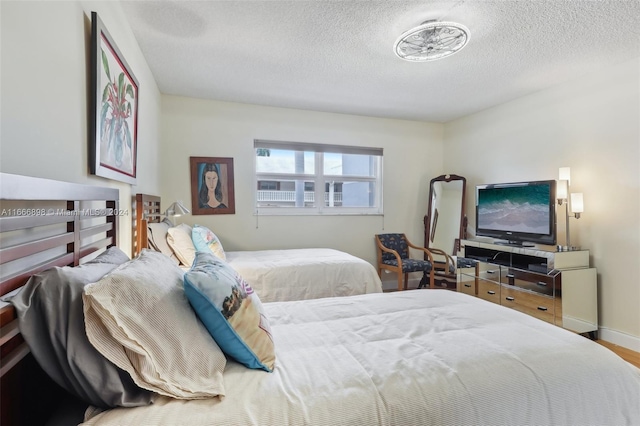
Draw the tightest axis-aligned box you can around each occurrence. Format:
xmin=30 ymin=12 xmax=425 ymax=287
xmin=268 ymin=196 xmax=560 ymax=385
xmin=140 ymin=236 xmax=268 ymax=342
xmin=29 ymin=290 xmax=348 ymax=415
xmin=0 ymin=1 xmax=162 ymax=255
xmin=160 ymin=96 xmax=444 ymax=270
xmin=445 ymin=58 xmax=640 ymax=348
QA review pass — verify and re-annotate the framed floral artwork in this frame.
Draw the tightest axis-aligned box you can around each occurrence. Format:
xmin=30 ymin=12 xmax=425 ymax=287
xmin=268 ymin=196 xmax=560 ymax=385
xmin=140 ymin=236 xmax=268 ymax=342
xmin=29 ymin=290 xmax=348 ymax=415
xmin=190 ymin=157 xmax=236 ymax=215
xmin=89 ymin=11 xmax=138 ymax=185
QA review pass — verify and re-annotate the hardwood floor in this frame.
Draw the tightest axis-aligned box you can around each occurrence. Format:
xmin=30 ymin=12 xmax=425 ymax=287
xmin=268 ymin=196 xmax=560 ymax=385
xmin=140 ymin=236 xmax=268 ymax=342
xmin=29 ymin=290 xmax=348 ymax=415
xmin=597 ymin=340 xmax=640 ymax=369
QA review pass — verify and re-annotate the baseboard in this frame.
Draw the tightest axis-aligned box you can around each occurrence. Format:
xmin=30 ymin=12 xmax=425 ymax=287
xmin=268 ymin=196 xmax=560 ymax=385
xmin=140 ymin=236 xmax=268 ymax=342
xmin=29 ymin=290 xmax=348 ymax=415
xmin=562 ymin=316 xmax=597 ymax=334
xmin=598 ymin=327 xmax=640 ymax=352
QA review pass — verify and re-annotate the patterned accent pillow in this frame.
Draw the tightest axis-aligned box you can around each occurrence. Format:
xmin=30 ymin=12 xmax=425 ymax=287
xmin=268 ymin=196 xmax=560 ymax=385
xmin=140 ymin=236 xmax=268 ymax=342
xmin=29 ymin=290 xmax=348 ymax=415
xmin=83 ymin=250 xmax=227 ymax=399
xmin=184 ymin=252 xmax=275 ymax=372
xmin=192 ymin=224 xmax=226 ymax=261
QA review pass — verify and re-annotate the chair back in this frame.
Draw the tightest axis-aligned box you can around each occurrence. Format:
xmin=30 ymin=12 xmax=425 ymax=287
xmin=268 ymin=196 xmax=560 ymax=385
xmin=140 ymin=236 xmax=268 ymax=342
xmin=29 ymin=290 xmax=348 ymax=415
xmin=376 ymin=233 xmax=409 ymax=261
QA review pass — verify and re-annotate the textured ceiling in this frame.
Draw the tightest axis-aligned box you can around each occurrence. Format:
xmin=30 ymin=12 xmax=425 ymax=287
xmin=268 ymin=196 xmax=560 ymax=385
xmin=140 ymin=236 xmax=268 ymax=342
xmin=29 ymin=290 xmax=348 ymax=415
xmin=120 ymin=1 xmax=640 ymax=123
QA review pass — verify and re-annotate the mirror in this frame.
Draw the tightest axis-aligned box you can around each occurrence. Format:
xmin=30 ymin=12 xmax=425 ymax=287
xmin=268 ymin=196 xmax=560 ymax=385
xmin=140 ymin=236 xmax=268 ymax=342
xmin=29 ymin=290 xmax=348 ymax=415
xmin=424 ymin=174 xmax=467 ymax=255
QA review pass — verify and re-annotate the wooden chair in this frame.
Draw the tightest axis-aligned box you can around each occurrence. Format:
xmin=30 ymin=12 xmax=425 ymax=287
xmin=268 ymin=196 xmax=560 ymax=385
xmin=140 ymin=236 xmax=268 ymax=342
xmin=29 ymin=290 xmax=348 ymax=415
xmin=375 ymin=233 xmax=454 ymax=291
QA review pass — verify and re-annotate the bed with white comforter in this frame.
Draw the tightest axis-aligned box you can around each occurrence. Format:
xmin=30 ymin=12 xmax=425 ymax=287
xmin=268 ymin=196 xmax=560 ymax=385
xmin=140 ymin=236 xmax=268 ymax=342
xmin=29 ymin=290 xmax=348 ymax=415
xmin=225 ymin=248 xmax=382 ymax=302
xmin=139 ymin=206 xmax=382 ymax=302
xmin=82 ymin=290 xmax=640 ymax=426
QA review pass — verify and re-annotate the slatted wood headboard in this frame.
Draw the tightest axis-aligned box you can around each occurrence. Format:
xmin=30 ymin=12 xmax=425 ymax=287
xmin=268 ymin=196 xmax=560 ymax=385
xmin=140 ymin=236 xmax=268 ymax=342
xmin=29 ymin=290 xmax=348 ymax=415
xmin=0 ymin=173 xmax=119 ymax=425
xmin=132 ymin=193 xmax=161 ymax=257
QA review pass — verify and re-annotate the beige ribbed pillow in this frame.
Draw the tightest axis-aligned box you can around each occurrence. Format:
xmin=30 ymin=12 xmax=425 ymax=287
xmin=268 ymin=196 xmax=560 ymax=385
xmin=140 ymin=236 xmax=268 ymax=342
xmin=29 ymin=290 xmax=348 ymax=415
xmin=166 ymin=223 xmax=196 ymax=267
xmin=83 ymin=250 xmax=226 ymax=399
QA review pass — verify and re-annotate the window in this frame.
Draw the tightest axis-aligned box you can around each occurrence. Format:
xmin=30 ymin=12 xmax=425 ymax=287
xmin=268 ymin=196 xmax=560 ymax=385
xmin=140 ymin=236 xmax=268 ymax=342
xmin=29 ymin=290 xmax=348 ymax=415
xmin=255 ymin=140 xmax=383 ymax=215
xmin=258 ymin=181 xmax=279 ymax=191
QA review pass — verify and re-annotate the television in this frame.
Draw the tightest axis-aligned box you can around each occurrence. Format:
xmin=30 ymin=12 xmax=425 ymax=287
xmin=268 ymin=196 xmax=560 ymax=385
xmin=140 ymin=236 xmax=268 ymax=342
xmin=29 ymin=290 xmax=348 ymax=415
xmin=475 ymin=180 xmax=556 ymax=247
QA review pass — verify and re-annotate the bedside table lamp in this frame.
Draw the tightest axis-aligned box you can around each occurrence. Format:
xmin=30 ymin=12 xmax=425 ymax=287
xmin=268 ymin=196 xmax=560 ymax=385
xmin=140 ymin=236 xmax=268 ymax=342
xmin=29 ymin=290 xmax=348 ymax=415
xmin=164 ymin=200 xmax=190 ymax=224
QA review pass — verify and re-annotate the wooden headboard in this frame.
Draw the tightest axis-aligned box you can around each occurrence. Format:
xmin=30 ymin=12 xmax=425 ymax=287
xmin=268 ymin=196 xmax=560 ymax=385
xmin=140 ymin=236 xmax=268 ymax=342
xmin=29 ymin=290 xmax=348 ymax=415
xmin=0 ymin=173 xmax=119 ymax=425
xmin=132 ymin=193 xmax=161 ymax=257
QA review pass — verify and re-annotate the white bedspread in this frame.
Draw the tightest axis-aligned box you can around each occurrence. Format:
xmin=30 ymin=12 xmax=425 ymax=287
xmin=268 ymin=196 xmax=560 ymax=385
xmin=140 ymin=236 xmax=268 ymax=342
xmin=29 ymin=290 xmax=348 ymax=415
xmin=83 ymin=291 xmax=640 ymax=426
xmin=225 ymin=248 xmax=382 ymax=302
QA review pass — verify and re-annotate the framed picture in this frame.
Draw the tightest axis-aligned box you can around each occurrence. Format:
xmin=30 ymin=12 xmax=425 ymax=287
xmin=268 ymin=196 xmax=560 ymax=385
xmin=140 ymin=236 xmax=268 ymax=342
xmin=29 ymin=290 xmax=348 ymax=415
xmin=89 ymin=11 xmax=139 ymax=185
xmin=190 ymin=157 xmax=236 ymax=215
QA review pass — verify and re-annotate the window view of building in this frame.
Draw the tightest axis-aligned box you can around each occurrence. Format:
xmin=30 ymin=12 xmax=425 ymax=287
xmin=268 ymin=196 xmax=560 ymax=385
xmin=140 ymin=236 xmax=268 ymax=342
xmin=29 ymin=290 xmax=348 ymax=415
xmin=254 ymin=140 xmax=383 ymax=215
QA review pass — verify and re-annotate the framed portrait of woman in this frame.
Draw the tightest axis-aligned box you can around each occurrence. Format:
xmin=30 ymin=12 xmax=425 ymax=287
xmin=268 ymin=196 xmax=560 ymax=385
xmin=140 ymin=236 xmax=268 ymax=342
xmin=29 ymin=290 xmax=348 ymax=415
xmin=190 ymin=157 xmax=235 ymax=215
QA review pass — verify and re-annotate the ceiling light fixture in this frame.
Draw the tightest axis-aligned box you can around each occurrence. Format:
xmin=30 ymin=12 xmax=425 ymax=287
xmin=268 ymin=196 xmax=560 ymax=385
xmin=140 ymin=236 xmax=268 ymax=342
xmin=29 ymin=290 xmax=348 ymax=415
xmin=394 ymin=20 xmax=470 ymax=62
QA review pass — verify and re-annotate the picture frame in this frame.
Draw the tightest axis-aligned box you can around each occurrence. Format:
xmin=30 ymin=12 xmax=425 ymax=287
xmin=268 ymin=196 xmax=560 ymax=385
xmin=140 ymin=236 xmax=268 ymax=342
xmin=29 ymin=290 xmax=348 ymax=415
xmin=190 ymin=157 xmax=236 ymax=215
xmin=89 ymin=11 xmax=139 ymax=185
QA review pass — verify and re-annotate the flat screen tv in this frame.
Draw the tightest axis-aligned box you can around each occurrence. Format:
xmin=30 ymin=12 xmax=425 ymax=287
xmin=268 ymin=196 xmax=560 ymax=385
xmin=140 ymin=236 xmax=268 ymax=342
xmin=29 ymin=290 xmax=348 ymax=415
xmin=475 ymin=180 xmax=556 ymax=247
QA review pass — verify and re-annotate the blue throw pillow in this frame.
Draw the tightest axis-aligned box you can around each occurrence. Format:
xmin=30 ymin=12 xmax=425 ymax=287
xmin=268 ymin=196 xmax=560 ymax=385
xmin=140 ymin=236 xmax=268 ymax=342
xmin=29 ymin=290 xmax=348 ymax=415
xmin=183 ymin=252 xmax=275 ymax=372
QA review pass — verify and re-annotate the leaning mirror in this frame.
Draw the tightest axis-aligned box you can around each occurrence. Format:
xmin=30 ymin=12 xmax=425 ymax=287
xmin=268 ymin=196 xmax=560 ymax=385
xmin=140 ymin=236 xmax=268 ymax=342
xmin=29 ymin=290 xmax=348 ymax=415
xmin=424 ymin=174 xmax=467 ymax=255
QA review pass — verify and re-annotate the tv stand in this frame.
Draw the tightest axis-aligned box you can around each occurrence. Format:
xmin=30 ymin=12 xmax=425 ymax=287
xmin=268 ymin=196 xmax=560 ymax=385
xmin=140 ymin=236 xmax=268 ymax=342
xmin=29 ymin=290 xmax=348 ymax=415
xmin=457 ymin=239 xmax=598 ymax=337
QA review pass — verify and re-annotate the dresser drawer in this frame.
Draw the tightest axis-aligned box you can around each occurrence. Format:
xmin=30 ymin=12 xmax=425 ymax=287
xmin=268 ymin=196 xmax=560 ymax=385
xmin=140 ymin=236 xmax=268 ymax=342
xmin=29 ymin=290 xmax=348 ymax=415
xmin=500 ymin=269 xmax=555 ymax=296
xmin=501 ymin=286 xmax=554 ymax=324
xmin=476 ymin=263 xmax=501 ymax=281
xmin=457 ymin=271 xmax=475 ymax=295
xmin=477 ymin=280 xmax=500 ymax=304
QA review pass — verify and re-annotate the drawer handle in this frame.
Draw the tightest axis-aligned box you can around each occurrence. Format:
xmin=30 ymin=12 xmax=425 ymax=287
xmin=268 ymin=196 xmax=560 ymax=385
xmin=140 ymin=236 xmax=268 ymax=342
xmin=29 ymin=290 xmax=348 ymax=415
xmin=505 ymin=296 xmax=515 ymax=301
xmin=487 ymin=290 xmax=496 ymax=295
xmin=464 ymin=283 xmax=471 ymax=288
xmin=487 ymin=270 xmax=496 ymax=274
xmin=537 ymin=282 xmax=547 ymax=286
xmin=537 ymin=306 xmax=548 ymax=311
xmin=506 ymin=274 xmax=515 ymax=279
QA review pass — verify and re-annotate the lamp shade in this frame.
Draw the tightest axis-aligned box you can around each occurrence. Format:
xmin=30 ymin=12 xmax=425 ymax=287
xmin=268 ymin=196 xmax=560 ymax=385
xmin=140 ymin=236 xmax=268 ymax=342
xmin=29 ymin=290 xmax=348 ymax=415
xmin=559 ymin=167 xmax=571 ymax=185
xmin=164 ymin=200 xmax=191 ymax=217
xmin=557 ymin=180 xmax=568 ymax=200
xmin=570 ymin=193 xmax=584 ymax=214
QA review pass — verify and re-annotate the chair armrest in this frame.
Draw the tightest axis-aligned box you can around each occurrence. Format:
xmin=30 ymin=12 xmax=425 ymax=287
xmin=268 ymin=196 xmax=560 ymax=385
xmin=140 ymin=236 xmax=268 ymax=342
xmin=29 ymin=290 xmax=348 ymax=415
xmin=426 ymin=248 xmax=455 ymax=272
xmin=406 ymin=241 xmax=435 ymax=263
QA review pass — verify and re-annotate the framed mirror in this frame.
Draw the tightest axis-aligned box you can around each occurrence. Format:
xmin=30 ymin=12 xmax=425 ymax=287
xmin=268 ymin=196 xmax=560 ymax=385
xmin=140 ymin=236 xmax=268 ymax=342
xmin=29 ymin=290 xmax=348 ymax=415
xmin=424 ymin=174 xmax=467 ymax=255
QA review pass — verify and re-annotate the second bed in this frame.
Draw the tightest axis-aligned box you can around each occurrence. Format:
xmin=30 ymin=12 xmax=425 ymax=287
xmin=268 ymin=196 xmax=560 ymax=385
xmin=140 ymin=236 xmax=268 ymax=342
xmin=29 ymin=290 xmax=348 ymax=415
xmin=134 ymin=194 xmax=382 ymax=302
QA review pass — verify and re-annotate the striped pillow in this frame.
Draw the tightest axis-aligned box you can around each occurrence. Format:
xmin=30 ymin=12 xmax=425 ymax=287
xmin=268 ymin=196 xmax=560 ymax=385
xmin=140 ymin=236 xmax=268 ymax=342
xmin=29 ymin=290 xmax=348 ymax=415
xmin=83 ymin=250 xmax=226 ymax=399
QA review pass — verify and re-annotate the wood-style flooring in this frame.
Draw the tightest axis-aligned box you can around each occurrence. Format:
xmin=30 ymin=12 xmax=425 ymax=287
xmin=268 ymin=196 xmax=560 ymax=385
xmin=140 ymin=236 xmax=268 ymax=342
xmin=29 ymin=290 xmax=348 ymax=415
xmin=597 ymin=340 xmax=640 ymax=369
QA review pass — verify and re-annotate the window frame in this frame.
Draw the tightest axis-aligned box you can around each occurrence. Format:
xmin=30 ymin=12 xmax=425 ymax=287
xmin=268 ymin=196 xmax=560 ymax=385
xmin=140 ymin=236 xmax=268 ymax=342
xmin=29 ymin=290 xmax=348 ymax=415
xmin=254 ymin=140 xmax=383 ymax=216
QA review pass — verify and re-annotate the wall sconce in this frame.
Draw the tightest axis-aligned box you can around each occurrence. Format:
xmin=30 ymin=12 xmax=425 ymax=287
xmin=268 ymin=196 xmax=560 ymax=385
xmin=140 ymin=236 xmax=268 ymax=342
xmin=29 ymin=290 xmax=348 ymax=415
xmin=557 ymin=167 xmax=584 ymax=251
xmin=164 ymin=200 xmax=190 ymax=223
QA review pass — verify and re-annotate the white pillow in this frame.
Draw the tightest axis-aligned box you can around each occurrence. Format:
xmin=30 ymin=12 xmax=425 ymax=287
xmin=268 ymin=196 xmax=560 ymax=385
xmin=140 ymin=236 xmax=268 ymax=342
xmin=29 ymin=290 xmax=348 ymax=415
xmin=167 ymin=223 xmax=195 ymax=267
xmin=192 ymin=224 xmax=226 ymax=261
xmin=147 ymin=220 xmax=179 ymax=264
xmin=83 ymin=250 xmax=227 ymax=399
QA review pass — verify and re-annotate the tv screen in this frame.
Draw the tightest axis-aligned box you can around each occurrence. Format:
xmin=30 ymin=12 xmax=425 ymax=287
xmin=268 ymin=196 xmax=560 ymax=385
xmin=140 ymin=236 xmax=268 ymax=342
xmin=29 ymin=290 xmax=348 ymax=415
xmin=475 ymin=180 xmax=556 ymax=246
